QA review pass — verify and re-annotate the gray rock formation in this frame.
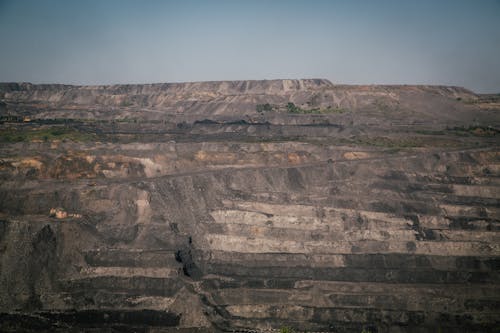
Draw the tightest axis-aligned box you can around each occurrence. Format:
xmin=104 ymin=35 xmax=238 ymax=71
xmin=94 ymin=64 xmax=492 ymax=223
xmin=0 ymin=80 xmax=499 ymax=332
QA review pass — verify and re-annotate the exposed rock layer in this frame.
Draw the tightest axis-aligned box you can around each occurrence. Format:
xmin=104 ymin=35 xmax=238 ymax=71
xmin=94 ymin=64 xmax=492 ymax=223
xmin=0 ymin=80 xmax=499 ymax=332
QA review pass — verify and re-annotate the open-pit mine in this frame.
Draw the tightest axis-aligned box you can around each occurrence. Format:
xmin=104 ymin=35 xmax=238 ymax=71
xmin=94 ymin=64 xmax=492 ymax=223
xmin=0 ymin=79 xmax=499 ymax=332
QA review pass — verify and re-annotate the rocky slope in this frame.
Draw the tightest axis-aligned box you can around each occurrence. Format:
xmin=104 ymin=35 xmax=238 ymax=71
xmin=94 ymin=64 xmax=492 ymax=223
xmin=0 ymin=80 xmax=499 ymax=332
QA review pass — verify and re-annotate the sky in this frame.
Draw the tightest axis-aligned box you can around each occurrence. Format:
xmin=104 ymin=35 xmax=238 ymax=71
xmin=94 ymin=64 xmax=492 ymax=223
xmin=0 ymin=0 xmax=499 ymax=92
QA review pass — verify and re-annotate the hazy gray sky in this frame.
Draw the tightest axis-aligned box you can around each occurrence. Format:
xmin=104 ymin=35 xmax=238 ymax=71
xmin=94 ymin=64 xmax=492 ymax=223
xmin=0 ymin=0 xmax=499 ymax=92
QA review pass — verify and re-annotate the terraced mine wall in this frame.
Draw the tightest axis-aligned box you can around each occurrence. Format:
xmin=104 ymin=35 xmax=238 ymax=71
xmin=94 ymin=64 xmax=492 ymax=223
xmin=0 ymin=80 xmax=499 ymax=332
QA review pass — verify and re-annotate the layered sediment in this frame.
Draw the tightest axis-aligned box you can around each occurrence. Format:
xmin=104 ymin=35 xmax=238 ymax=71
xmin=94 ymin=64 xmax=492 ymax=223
xmin=0 ymin=79 xmax=499 ymax=332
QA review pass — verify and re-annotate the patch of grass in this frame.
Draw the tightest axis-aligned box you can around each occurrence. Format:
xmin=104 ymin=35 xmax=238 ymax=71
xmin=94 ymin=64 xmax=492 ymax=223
xmin=279 ymin=326 xmax=294 ymax=333
xmin=339 ymin=135 xmax=470 ymax=149
xmin=462 ymin=99 xmax=480 ymax=104
xmin=344 ymin=136 xmax=423 ymax=148
xmin=0 ymin=127 xmax=97 ymax=143
xmin=448 ymin=125 xmax=499 ymax=137
xmin=337 ymin=135 xmax=464 ymax=149
xmin=116 ymin=117 xmax=138 ymax=123
xmin=236 ymin=135 xmax=304 ymax=143
xmin=256 ymin=102 xmax=347 ymax=114
xmin=286 ymin=102 xmax=346 ymax=114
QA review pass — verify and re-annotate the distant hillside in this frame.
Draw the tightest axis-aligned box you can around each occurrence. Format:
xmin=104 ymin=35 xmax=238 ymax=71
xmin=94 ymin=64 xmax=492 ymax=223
xmin=1 ymin=79 xmax=496 ymax=130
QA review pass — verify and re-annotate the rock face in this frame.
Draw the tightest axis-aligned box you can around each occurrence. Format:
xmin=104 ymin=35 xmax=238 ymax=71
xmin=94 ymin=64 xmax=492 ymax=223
xmin=0 ymin=79 xmax=499 ymax=332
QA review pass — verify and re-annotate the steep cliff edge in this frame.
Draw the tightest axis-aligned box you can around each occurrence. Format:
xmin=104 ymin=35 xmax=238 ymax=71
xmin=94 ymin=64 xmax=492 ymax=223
xmin=0 ymin=80 xmax=499 ymax=332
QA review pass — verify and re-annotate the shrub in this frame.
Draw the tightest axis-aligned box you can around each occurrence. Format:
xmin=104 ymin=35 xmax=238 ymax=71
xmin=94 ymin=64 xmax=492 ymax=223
xmin=287 ymin=102 xmax=346 ymax=114
xmin=286 ymin=102 xmax=301 ymax=113
xmin=280 ymin=326 xmax=294 ymax=333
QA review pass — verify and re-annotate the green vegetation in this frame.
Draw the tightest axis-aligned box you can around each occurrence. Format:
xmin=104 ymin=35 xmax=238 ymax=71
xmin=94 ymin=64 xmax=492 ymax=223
xmin=448 ymin=125 xmax=499 ymax=137
xmin=334 ymin=135 xmax=464 ymax=149
xmin=0 ymin=127 xmax=97 ymax=143
xmin=344 ymin=136 xmax=425 ymax=148
xmin=286 ymin=102 xmax=303 ymax=113
xmin=286 ymin=102 xmax=346 ymax=114
xmin=116 ymin=117 xmax=138 ymax=123
xmin=279 ymin=326 xmax=294 ymax=333
xmin=461 ymin=99 xmax=480 ymax=104
xmin=256 ymin=102 xmax=347 ymax=114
